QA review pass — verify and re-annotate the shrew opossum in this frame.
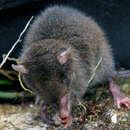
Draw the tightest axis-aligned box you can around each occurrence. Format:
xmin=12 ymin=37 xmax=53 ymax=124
xmin=12 ymin=6 xmax=130 ymax=128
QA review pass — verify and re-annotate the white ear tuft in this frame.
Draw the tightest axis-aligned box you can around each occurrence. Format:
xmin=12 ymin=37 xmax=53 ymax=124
xmin=12 ymin=64 xmax=28 ymax=73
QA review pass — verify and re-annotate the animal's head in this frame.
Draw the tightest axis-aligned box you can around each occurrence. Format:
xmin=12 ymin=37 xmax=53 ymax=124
xmin=12 ymin=40 xmax=73 ymax=98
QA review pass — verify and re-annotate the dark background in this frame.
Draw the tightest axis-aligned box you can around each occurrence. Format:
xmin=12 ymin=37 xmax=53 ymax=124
xmin=0 ymin=0 xmax=130 ymax=69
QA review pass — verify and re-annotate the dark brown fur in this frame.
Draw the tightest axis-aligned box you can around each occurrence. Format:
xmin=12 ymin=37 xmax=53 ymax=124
xmin=14 ymin=6 xmax=116 ymax=126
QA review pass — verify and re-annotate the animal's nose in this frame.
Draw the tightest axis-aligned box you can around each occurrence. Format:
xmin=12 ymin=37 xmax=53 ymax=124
xmin=60 ymin=113 xmax=69 ymax=120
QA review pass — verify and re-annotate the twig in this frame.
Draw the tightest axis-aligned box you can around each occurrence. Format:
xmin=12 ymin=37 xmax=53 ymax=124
xmin=87 ymin=57 xmax=102 ymax=86
xmin=1 ymin=54 xmax=34 ymax=93
xmin=0 ymin=69 xmax=18 ymax=81
xmin=0 ymin=16 xmax=33 ymax=69
xmin=18 ymin=73 xmax=34 ymax=94
xmin=0 ymin=55 xmax=18 ymax=80
xmin=8 ymin=122 xmax=20 ymax=129
xmin=78 ymin=102 xmax=87 ymax=113
xmin=2 ymin=54 xmax=19 ymax=62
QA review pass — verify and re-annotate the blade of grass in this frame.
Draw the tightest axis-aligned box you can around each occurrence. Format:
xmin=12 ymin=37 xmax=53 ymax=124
xmin=0 ymin=79 xmax=13 ymax=85
xmin=0 ymin=91 xmax=34 ymax=99
xmin=0 ymin=91 xmax=18 ymax=98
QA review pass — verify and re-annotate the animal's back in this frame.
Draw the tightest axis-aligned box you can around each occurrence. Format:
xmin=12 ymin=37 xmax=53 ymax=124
xmin=23 ymin=5 xmax=115 ymax=86
xmin=24 ymin=6 xmax=102 ymax=47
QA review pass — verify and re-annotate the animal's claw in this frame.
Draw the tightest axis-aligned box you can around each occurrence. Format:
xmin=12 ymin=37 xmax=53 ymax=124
xmin=53 ymin=113 xmax=72 ymax=128
xmin=114 ymin=96 xmax=130 ymax=110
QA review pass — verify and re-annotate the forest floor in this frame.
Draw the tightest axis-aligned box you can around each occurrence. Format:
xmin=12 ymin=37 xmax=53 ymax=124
xmin=0 ymin=78 xmax=130 ymax=130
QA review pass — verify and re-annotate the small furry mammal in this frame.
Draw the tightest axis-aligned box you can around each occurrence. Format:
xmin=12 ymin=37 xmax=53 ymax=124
xmin=12 ymin=6 xmax=130 ymax=128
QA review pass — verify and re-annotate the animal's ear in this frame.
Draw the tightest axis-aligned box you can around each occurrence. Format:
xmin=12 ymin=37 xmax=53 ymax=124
xmin=57 ymin=47 xmax=71 ymax=64
xmin=12 ymin=64 xmax=28 ymax=73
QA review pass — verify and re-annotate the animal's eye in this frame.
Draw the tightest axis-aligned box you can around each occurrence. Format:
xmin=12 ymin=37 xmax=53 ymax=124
xmin=61 ymin=79 xmax=67 ymax=84
xmin=59 ymin=73 xmax=69 ymax=84
xmin=61 ymin=78 xmax=70 ymax=84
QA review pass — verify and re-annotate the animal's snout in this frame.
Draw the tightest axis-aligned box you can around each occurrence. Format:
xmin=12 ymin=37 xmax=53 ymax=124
xmin=60 ymin=113 xmax=69 ymax=120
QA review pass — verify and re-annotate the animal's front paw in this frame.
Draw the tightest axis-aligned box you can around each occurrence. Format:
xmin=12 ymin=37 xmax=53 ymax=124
xmin=53 ymin=113 xmax=72 ymax=128
xmin=53 ymin=113 xmax=62 ymax=125
xmin=114 ymin=94 xmax=130 ymax=110
xmin=109 ymin=79 xmax=130 ymax=110
xmin=40 ymin=105 xmax=54 ymax=125
xmin=62 ymin=115 xmax=72 ymax=129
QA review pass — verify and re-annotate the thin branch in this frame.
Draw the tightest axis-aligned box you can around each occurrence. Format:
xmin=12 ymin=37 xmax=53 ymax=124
xmin=0 ymin=69 xmax=18 ymax=81
xmin=0 ymin=16 xmax=33 ymax=69
xmin=2 ymin=54 xmax=19 ymax=62
xmin=18 ymin=73 xmax=34 ymax=94
xmin=87 ymin=57 xmax=102 ymax=86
